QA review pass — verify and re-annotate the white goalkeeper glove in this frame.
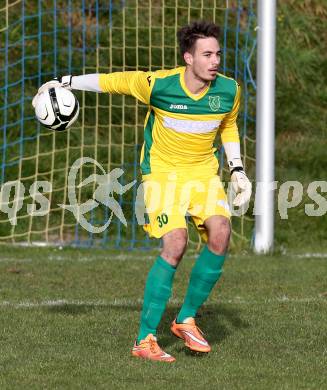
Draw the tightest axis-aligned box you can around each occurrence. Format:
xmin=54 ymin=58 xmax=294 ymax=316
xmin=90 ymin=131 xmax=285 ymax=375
xmin=32 ymin=75 xmax=72 ymax=108
xmin=230 ymin=166 xmax=252 ymax=207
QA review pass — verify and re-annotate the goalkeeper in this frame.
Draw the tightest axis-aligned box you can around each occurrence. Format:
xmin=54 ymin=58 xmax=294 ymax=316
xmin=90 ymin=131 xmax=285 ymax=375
xmin=35 ymin=20 xmax=252 ymax=362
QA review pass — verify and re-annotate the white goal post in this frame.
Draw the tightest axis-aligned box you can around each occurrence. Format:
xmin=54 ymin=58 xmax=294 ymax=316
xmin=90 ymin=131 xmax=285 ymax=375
xmin=254 ymin=0 xmax=277 ymax=253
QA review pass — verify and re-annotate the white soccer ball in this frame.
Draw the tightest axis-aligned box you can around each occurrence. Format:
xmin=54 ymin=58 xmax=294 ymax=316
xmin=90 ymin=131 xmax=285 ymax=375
xmin=34 ymin=87 xmax=79 ymax=131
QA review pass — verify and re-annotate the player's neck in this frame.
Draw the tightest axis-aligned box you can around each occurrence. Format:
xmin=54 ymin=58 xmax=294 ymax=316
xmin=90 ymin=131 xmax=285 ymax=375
xmin=184 ymin=67 xmax=210 ymax=95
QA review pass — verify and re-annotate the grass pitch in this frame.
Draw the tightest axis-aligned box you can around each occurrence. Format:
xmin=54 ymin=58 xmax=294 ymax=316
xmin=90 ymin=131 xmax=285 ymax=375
xmin=0 ymin=246 xmax=326 ymax=389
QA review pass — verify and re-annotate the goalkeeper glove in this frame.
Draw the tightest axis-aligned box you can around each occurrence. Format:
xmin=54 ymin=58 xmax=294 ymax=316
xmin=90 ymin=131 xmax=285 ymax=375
xmin=32 ymin=75 xmax=72 ymax=108
xmin=230 ymin=166 xmax=252 ymax=208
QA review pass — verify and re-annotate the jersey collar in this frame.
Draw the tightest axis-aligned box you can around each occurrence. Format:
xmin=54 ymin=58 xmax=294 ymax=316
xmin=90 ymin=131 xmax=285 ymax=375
xmin=179 ymin=67 xmax=211 ymax=101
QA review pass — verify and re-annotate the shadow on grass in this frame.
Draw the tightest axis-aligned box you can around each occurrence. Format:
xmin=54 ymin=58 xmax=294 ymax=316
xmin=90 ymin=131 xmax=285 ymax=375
xmin=46 ymin=301 xmax=250 ymax=352
xmin=45 ymin=301 xmax=144 ymax=316
xmin=158 ymin=303 xmax=250 ymax=351
xmin=46 ymin=303 xmax=101 ymax=315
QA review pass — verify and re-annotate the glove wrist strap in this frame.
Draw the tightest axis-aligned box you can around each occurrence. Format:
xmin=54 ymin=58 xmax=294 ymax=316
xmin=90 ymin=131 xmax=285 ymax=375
xmin=230 ymin=166 xmax=244 ymax=175
xmin=228 ymin=157 xmax=243 ymax=172
xmin=61 ymin=75 xmax=72 ymax=88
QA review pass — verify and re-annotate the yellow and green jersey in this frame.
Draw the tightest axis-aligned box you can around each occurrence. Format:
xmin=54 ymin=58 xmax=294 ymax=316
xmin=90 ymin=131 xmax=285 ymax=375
xmin=99 ymin=67 xmax=240 ymax=175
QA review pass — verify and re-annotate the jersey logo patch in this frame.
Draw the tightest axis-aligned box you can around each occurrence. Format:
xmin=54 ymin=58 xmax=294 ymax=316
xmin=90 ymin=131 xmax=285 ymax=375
xmin=209 ymin=96 xmax=220 ymax=112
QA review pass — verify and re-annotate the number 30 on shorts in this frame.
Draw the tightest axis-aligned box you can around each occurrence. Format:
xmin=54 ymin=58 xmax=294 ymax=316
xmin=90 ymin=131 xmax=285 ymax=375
xmin=156 ymin=213 xmax=168 ymax=228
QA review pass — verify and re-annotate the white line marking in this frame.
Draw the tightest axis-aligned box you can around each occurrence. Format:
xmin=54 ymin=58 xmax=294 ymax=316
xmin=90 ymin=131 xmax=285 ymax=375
xmin=0 ymin=296 xmax=325 ymax=309
xmin=0 ymin=254 xmax=157 ymax=263
xmin=293 ymin=253 xmax=327 ymax=258
xmin=0 ymin=258 xmax=33 ymax=263
xmin=1 ymin=252 xmax=326 ymax=263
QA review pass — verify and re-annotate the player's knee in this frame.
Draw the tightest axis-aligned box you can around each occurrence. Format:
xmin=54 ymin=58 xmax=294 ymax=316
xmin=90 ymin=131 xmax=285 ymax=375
xmin=207 ymin=218 xmax=231 ymax=254
xmin=161 ymin=229 xmax=188 ymax=266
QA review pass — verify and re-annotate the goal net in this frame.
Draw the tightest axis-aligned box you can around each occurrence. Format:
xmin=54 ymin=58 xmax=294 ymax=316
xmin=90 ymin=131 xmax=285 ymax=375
xmin=0 ymin=0 xmax=256 ymax=249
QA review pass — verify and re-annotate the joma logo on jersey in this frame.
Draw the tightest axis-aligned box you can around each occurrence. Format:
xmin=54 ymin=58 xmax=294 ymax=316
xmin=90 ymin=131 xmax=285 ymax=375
xmin=169 ymin=104 xmax=188 ymax=110
xmin=209 ymin=96 xmax=220 ymax=112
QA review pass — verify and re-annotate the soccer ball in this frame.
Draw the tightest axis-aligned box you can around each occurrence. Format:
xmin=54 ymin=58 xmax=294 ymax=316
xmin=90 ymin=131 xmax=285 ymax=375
xmin=34 ymin=87 xmax=79 ymax=131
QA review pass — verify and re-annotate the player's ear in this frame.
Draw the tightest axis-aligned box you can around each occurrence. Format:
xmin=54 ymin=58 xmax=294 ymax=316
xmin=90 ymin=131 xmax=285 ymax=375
xmin=184 ymin=51 xmax=193 ymax=66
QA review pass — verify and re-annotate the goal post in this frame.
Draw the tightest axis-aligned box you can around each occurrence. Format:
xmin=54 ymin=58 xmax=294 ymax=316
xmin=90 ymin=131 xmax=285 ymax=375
xmin=254 ymin=0 xmax=277 ymax=253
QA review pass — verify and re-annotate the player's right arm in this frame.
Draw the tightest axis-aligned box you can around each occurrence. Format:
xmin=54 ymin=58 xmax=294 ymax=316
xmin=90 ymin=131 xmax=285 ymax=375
xmin=33 ymin=72 xmax=154 ymax=106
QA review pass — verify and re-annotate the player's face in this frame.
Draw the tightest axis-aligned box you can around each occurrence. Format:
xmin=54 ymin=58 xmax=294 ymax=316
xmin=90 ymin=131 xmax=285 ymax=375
xmin=186 ymin=37 xmax=221 ymax=82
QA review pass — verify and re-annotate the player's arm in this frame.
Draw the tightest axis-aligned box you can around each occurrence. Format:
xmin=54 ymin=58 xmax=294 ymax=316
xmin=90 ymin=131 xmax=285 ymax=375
xmin=219 ymin=82 xmax=252 ymax=207
xmin=33 ymin=72 xmax=153 ymax=106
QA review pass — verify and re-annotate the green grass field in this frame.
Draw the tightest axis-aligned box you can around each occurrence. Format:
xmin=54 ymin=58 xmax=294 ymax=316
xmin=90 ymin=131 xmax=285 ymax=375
xmin=0 ymin=246 xmax=326 ymax=389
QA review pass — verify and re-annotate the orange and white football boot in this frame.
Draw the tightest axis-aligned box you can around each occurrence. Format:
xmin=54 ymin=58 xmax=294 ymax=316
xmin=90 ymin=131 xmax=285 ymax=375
xmin=171 ymin=317 xmax=211 ymax=353
xmin=132 ymin=334 xmax=176 ymax=362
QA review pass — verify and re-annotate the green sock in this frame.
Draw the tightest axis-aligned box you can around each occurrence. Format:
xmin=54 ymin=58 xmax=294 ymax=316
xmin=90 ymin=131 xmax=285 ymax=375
xmin=137 ymin=256 xmax=176 ymax=343
xmin=176 ymin=245 xmax=226 ymax=323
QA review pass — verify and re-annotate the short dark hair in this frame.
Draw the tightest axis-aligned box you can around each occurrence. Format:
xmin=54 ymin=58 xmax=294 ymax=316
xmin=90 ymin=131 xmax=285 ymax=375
xmin=177 ymin=20 xmax=220 ymax=56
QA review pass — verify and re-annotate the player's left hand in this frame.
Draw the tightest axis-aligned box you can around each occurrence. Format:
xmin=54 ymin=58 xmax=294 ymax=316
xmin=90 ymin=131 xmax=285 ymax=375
xmin=231 ymin=169 xmax=252 ymax=207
